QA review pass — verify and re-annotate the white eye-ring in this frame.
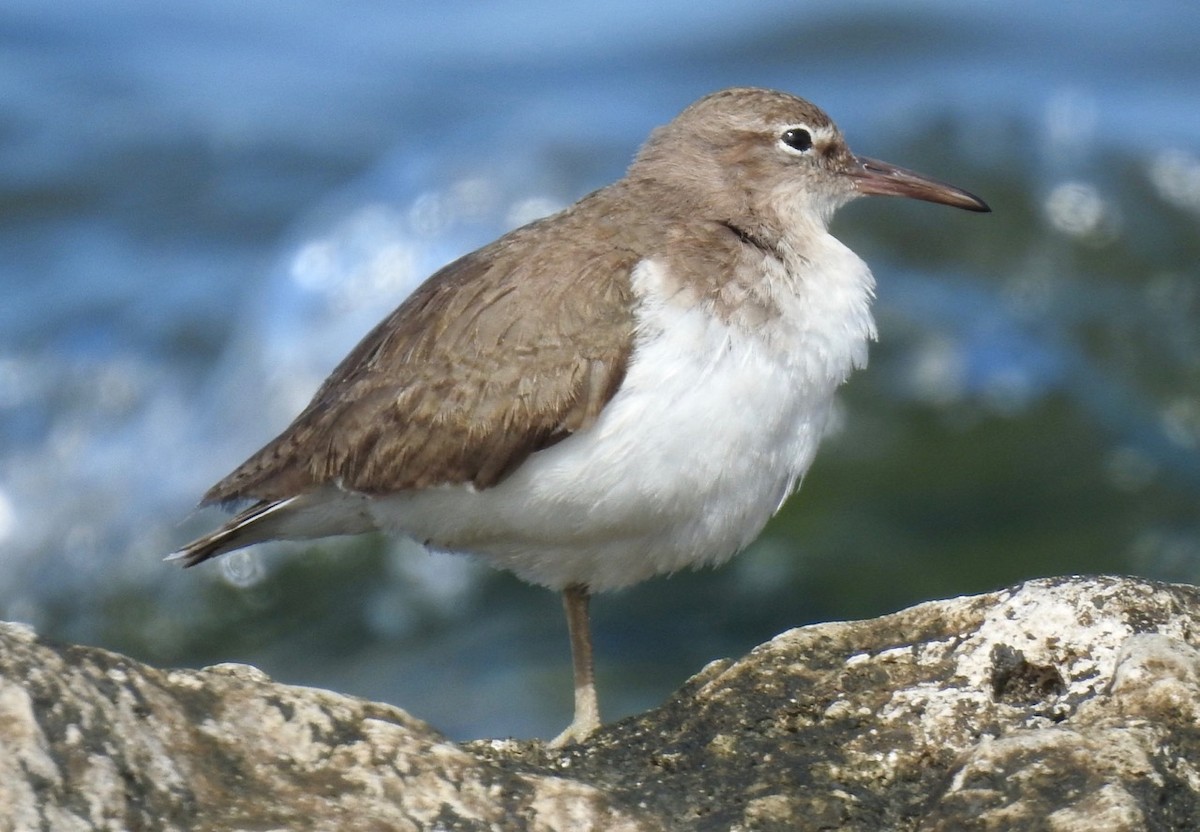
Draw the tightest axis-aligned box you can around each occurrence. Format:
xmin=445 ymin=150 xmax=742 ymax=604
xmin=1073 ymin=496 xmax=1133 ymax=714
xmin=779 ymin=126 xmax=814 ymax=154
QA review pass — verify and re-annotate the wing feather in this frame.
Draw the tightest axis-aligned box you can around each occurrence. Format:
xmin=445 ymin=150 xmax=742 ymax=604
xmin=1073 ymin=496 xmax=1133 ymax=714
xmin=204 ymin=212 xmax=639 ymax=503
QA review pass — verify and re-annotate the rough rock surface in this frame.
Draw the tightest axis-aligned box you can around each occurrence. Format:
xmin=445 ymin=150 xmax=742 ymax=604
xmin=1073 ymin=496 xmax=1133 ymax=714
xmin=2 ymin=576 xmax=1198 ymax=831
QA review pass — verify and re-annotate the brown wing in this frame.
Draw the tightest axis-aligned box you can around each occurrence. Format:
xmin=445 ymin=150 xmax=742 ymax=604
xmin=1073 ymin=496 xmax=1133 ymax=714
xmin=204 ymin=215 xmax=639 ymax=504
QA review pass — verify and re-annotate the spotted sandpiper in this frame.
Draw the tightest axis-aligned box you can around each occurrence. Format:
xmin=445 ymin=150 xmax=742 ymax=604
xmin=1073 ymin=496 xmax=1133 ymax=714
xmin=172 ymin=88 xmax=989 ymax=747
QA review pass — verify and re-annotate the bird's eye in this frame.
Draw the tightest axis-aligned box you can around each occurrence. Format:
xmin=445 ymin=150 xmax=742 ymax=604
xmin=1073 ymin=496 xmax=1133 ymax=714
xmin=780 ymin=127 xmax=813 ymax=153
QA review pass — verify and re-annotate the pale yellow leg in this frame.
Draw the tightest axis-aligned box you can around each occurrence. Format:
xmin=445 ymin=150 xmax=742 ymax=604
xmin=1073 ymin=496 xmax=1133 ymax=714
xmin=548 ymin=584 xmax=601 ymax=748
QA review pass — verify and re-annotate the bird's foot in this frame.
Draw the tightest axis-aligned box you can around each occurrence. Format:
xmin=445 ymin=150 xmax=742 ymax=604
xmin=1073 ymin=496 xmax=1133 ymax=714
xmin=547 ymin=714 xmax=600 ymax=750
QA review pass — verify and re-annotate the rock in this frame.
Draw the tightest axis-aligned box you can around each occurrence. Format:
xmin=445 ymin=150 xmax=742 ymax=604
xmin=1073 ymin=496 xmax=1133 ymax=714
xmin=1 ymin=576 xmax=1198 ymax=831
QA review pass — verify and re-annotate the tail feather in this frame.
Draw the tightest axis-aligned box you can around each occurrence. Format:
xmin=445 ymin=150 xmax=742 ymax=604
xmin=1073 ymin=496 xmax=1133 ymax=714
xmin=167 ymin=499 xmax=299 ymax=568
xmin=167 ymin=488 xmax=376 ymax=568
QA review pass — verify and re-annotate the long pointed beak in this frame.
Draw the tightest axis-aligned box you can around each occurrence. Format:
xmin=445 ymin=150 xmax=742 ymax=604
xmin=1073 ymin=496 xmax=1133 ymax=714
xmin=850 ymin=155 xmax=990 ymax=212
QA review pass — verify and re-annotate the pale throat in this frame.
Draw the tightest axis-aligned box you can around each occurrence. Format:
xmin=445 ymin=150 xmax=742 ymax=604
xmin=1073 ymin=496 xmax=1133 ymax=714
xmin=769 ymin=182 xmax=877 ymax=374
xmin=720 ymin=185 xmax=878 ymax=387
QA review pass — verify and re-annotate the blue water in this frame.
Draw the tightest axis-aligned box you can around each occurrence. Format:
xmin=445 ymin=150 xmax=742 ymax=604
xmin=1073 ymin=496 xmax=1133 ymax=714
xmin=3 ymin=1 xmax=1200 ymax=740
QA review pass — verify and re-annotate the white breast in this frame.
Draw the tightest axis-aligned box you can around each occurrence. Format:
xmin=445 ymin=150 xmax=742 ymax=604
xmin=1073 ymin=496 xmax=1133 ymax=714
xmin=371 ymin=237 xmax=876 ymax=591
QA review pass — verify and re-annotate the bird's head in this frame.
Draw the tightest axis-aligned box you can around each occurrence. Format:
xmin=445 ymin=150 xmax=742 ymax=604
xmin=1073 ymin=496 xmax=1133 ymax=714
xmin=630 ymin=87 xmax=989 ymax=237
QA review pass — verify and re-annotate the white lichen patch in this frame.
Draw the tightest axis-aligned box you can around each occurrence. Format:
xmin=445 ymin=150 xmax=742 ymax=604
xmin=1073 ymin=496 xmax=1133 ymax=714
xmin=201 ymin=662 xmax=273 ymax=683
xmin=951 ymin=582 xmax=1139 ymax=696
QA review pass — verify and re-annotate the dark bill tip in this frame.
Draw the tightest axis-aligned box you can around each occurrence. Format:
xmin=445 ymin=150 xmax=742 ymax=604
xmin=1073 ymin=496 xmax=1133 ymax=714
xmin=850 ymin=155 xmax=990 ymax=213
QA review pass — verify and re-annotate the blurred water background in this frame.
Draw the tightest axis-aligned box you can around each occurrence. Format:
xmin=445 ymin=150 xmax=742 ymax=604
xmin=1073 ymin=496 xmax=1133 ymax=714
xmin=3 ymin=1 xmax=1200 ymax=740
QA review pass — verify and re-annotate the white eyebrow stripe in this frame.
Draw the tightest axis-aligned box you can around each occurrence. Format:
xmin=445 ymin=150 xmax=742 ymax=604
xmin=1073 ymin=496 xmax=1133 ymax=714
xmin=778 ymin=123 xmax=838 ymax=142
xmin=777 ymin=123 xmax=838 ymax=155
xmin=808 ymin=124 xmax=838 ymax=145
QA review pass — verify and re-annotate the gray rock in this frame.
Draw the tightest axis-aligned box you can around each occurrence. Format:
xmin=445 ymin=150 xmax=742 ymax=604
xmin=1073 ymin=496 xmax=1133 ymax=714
xmin=1 ymin=576 xmax=1198 ymax=831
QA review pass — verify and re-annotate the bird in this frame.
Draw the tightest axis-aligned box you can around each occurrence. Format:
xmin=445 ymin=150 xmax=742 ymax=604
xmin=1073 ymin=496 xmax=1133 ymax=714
xmin=170 ymin=87 xmax=989 ymax=747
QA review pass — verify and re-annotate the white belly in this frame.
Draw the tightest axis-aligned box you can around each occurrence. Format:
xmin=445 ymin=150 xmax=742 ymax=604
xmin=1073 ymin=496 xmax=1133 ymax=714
xmin=371 ymin=246 xmax=875 ymax=591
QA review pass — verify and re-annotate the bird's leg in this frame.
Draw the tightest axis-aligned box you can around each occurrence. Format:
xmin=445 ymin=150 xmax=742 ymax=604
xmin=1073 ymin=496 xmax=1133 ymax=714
xmin=548 ymin=583 xmax=600 ymax=748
